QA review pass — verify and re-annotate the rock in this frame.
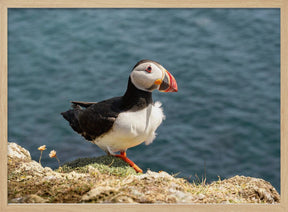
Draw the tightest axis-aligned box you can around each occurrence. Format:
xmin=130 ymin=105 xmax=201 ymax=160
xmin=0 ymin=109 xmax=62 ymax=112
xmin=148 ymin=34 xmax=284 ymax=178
xmin=226 ymin=175 xmax=280 ymax=203
xmin=82 ymin=186 xmax=120 ymax=203
xmin=167 ymin=188 xmax=194 ymax=203
xmin=16 ymin=161 xmax=44 ymax=176
xmin=8 ymin=142 xmax=31 ymax=161
xmin=135 ymin=170 xmax=174 ymax=180
xmin=10 ymin=194 xmax=47 ymax=203
xmin=7 ymin=142 xmax=280 ymax=204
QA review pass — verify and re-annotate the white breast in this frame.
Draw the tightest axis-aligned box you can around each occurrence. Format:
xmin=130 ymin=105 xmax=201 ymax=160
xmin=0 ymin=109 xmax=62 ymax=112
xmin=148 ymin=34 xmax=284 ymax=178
xmin=94 ymin=101 xmax=165 ymax=154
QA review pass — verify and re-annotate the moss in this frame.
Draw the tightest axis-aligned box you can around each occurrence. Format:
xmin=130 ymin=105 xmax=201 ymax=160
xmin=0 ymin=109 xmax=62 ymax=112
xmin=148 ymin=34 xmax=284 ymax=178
xmin=62 ymin=155 xmax=128 ymax=168
xmin=60 ymin=155 xmax=141 ymax=177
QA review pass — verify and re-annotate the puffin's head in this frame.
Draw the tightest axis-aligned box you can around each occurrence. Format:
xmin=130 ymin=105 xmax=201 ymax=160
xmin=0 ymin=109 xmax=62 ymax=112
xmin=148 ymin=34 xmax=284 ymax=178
xmin=130 ymin=59 xmax=178 ymax=93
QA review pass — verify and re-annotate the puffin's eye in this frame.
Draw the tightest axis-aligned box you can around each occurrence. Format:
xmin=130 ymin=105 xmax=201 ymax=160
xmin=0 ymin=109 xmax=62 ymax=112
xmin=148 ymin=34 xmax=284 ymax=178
xmin=145 ymin=66 xmax=152 ymax=73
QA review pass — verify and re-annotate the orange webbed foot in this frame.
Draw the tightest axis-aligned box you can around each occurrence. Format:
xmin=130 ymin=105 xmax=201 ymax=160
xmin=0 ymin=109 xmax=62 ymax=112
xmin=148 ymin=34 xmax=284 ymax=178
xmin=114 ymin=151 xmax=143 ymax=173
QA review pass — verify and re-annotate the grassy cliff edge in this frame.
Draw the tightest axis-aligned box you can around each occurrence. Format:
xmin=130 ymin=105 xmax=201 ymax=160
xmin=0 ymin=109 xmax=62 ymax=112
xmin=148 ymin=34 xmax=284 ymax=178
xmin=8 ymin=142 xmax=280 ymax=204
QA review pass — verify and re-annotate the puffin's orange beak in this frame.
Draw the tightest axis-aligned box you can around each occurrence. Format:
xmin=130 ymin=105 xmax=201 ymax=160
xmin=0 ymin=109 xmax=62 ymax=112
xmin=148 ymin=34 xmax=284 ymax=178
xmin=158 ymin=70 xmax=178 ymax=92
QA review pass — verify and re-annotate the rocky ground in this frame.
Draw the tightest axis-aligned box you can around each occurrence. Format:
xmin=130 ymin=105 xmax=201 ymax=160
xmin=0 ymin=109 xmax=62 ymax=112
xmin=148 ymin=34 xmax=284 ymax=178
xmin=7 ymin=142 xmax=280 ymax=204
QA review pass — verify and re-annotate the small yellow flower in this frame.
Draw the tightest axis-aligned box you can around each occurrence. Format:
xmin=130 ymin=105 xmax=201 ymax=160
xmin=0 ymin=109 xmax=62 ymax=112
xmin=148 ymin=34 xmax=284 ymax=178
xmin=49 ymin=150 xmax=57 ymax=158
xmin=49 ymin=149 xmax=61 ymax=171
xmin=38 ymin=145 xmax=46 ymax=151
xmin=38 ymin=145 xmax=46 ymax=165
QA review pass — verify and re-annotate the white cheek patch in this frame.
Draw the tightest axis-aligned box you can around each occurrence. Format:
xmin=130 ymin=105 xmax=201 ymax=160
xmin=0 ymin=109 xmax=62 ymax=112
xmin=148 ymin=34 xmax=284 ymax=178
xmin=130 ymin=65 xmax=164 ymax=92
xmin=130 ymin=71 xmax=152 ymax=91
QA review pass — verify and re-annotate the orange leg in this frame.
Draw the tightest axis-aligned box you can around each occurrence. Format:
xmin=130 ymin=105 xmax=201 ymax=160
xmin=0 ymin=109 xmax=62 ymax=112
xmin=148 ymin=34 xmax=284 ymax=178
xmin=114 ymin=151 xmax=143 ymax=173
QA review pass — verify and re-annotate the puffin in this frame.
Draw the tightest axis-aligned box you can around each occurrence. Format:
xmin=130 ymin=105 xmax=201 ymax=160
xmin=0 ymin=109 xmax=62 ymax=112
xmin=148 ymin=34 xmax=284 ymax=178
xmin=61 ymin=59 xmax=178 ymax=173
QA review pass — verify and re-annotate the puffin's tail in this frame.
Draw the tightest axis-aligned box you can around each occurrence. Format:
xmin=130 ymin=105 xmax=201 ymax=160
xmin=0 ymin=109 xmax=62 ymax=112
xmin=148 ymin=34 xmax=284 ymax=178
xmin=61 ymin=106 xmax=83 ymax=134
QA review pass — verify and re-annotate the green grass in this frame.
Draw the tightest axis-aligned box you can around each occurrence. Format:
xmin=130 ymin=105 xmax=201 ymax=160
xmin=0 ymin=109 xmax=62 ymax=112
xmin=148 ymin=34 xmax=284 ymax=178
xmin=60 ymin=155 xmax=141 ymax=177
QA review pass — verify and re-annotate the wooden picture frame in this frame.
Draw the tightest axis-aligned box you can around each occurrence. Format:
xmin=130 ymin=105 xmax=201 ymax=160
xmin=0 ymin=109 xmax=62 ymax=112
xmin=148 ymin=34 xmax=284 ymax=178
xmin=1 ymin=0 xmax=287 ymax=211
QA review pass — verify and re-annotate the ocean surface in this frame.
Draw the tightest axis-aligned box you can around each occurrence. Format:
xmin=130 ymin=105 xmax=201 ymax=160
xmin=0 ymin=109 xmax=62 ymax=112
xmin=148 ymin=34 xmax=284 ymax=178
xmin=8 ymin=9 xmax=280 ymax=192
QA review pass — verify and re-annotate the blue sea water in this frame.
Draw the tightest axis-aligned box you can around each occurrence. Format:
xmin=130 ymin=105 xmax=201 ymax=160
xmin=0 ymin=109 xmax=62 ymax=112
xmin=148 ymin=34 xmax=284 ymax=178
xmin=8 ymin=9 xmax=280 ymax=192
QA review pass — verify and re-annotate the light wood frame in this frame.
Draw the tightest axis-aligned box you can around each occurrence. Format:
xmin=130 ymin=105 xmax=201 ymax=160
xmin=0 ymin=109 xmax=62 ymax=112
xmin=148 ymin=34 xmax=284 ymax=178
xmin=0 ymin=0 xmax=287 ymax=212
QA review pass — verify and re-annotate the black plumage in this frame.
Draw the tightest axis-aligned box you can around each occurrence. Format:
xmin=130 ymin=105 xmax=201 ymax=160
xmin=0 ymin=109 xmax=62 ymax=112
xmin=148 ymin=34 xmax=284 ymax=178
xmin=61 ymin=77 xmax=152 ymax=141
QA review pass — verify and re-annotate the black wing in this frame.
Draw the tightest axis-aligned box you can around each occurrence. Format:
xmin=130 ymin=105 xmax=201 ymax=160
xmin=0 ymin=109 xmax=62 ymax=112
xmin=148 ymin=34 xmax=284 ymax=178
xmin=77 ymin=97 xmax=123 ymax=140
xmin=71 ymin=101 xmax=98 ymax=108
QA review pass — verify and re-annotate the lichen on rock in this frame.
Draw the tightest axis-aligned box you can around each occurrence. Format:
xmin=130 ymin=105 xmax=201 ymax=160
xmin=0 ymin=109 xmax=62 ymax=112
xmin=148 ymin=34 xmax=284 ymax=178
xmin=8 ymin=142 xmax=31 ymax=161
xmin=7 ymin=142 xmax=280 ymax=204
